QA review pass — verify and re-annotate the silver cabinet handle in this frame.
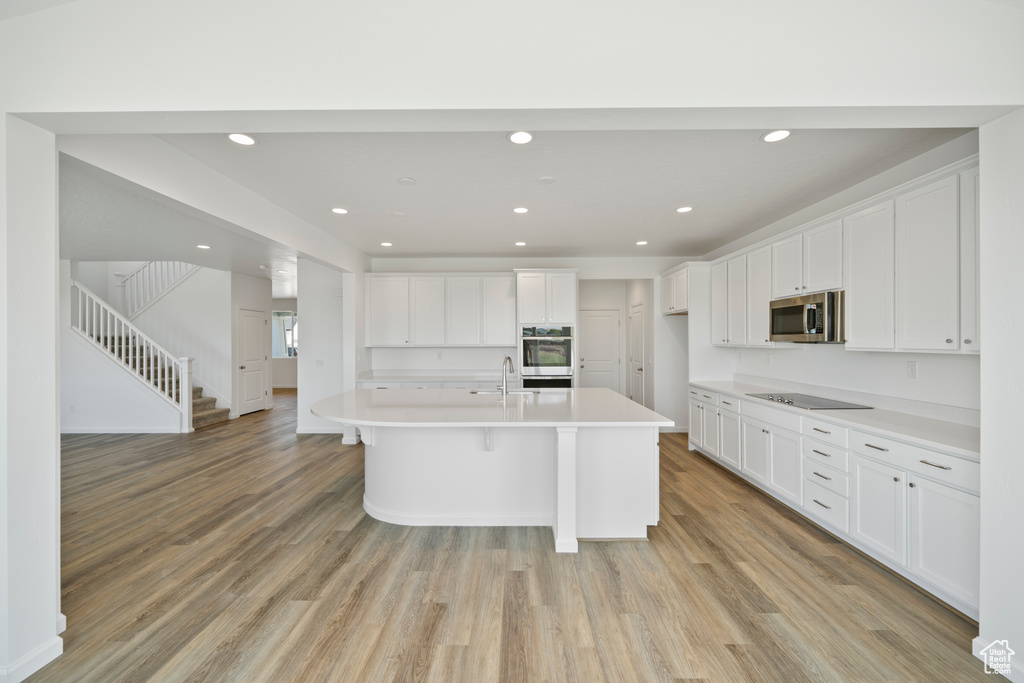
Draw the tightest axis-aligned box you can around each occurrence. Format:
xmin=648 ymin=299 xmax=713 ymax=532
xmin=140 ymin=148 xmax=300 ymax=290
xmin=813 ymin=471 xmax=831 ymax=481
xmin=812 ymin=449 xmax=832 ymax=458
xmin=909 ymin=482 xmax=916 ymax=488
xmin=920 ymin=459 xmax=952 ymax=470
xmin=703 ymin=394 xmax=712 ymax=399
xmin=964 ymin=339 xmax=972 ymax=344
xmin=722 ymin=400 xmax=732 ymax=406
xmin=239 ymin=365 xmax=246 ymax=369
xmin=945 ymin=338 xmax=953 ymax=344
xmin=865 ymin=443 xmax=889 ymax=452
xmin=690 ymin=390 xmax=698 ymax=395
xmin=813 ymin=427 xmax=831 ymax=435
xmin=893 ymin=477 xmax=900 ymax=482
xmin=813 ymin=499 xmax=831 ymax=510
xmin=795 ymin=287 xmax=800 ymax=291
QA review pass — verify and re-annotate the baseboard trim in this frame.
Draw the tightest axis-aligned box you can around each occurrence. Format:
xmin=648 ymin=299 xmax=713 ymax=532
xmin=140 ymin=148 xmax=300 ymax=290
xmin=60 ymin=427 xmax=179 ymax=434
xmin=974 ymin=636 xmax=1024 ymax=681
xmin=0 ymin=636 xmax=63 ymax=683
xmin=57 ymin=613 xmax=66 ymax=634
xmin=363 ymin=494 xmax=553 ymax=528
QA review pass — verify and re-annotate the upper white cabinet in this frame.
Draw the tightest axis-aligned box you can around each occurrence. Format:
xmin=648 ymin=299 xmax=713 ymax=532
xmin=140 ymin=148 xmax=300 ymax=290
xmin=517 ymin=270 xmax=577 ymax=324
xmin=771 ymin=220 xmax=843 ymax=300
xmin=844 ymin=201 xmax=896 ymax=350
xmin=959 ymin=166 xmax=980 ymax=353
xmin=745 ymin=246 xmax=773 ymax=347
xmin=710 ymin=262 xmax=729 ymax=345
xmin=895 ymin=176 xmax=960 ymax=351
xmin=711 ymin=256 xmax=747 ymax=346
xmin=661 ymin=265 xmax=689 ymax=315
xmin=366 ymin=273 xmax=517 ymax=347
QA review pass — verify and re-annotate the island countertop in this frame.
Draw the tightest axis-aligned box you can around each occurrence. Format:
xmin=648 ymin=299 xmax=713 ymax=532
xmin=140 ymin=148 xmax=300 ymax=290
xmin=311 ymin=387 xmax=674 ymax=429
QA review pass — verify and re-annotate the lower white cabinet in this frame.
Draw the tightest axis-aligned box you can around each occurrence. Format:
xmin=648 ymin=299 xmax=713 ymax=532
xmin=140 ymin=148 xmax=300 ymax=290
xmin=719 ymin=406 xmax=741 ymax=470
xmin=740 ymin=416 xmax=769 ymax=485
xmin=851 ymin=455 xmax=908 ymax=565
xmin=743 ymin=416 xmax=801 ymax=504
xmin=702 ymin=404 xmax=720 ymax=458
xmin=688 ymin=399 xmax=703 ymax=450
xmin=908 ymin=474 xmax=980 ymax=607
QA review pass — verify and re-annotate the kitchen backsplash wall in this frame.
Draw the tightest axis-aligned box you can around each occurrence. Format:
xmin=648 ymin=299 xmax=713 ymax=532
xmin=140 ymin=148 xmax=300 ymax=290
xmin=370 ymin=346 xmax=518 ymax=375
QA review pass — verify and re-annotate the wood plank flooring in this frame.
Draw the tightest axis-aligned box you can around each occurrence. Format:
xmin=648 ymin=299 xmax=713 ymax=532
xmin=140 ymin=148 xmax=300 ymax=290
xmin=31 ymin=389 xmax=988 ymax=682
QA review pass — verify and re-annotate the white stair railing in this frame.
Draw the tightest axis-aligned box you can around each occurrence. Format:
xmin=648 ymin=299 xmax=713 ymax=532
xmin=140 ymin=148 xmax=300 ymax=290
xmin=120 ymin=261 xmax=198 ymax=319
xmin=71 ymin=280 xmax=194 ymax=433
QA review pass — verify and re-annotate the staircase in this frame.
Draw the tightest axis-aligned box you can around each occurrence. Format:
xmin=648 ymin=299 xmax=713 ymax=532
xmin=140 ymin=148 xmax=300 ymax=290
xmin=191 ymin=386 xmax=230 ymax=429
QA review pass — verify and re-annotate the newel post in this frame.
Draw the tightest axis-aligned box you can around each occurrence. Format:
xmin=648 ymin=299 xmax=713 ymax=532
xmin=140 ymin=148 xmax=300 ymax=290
xmin=180 ymin=356 xmax=194 ymax=433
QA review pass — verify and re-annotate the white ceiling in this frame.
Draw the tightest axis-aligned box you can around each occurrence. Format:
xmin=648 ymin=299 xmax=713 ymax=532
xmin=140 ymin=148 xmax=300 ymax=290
xmin=59 ymin=126 xmax=970 ymax=296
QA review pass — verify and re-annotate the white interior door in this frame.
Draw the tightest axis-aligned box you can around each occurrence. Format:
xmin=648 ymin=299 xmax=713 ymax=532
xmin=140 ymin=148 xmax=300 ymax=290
xmin=629 ymin=303 xmax=644 ymax=405
xmin=579 ymin=310 xmax=621 ymax=393
xmin=238 ymin=308 xmax=268 ymax=415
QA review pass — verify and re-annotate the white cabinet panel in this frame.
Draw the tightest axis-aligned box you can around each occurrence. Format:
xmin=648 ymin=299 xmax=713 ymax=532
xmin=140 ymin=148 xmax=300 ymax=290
xmin=767 ymin=426 xmax=802 ymax=505
xmin=771 ymin=234 xmax=802 ymax=299
xmin=851 ymin=455 xmax=907 ymax=565
xmin=409 ymin=276 xmax=446 ymax=345
xmin=516 ymin=272 xmax=547 ymax=323
xmin=688 ymin=399 xmax=703 ymax=450
xmin=719 ymin=408 xmax=741 ymax=470
xmin=660 ymin=275 xmax=674 ymax=315
xmin=844 ymin=201 xmax=895 ymax=350
xmin=368 ymin=276 xmax=410 ymax=346
xmin=445 ymin=276 xmax=481 ymax=345
xmin=895 ymin=176 xmax=960 ymax=351
xmin=517 ymin=271 xmax=576 ymax=325
xmin=741 ymin=416 xmax=769 ymax=485
xmin=727 ymin=256 xmax=746 ymax=347
xmin=803 ymin=220 xmax=844 ymax=294
xmin=746 ymin=246 xmax=772 ymax=347
xmin=481 ymin=275 xmax=517 ymax=345
xmin=547 ymin=272 xmax=578 ymax=324
xmin=959 ymin=166 xmax=980 ymax=353
xmin=710 ymin=262 xmax=729 ymax=346
xmin=909 ymin=475 xmax=980 ymax=607
xmin=673 ymin=269 xmax=688 ymax=312
xmin=702 ymin=404 xmax=720 ymax=458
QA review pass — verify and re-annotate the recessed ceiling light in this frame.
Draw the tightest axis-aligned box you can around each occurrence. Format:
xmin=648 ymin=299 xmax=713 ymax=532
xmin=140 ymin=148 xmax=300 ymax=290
xmin=515 ymin=242 xmax=527 ymax=246
xmin=331 ymin=207 xmax=348 ymax=214
xmin=398 ymin=177 xmax=417 ymax=185
xmin=508 ymin=131 xmax=533 ymax=144
xmin=392 ymin=211 xmax=406 ymax=217
xmin=196 ymin=244 xmax=211 ymax=249
xmin=258 ymin=264 xmax=268 ymax=270
xmin=277 ymin=270 xmax=288 ymax=274
xmin=676 ymin=206 xmax=693 ymax=213
xmin=636 ymin=241 xmax=648 ymax=246
xmin=538 ymin=175 xmax=555 ymax=184
xmin=513 ymin=207 xmax=528 ymax=214
xmin=227 ymin=133 xmax=256 ymax=146
xmin=381 ymin=242 xmax=393 ymax=247
xmin=761 ymin=130 xmax=791 ymax=143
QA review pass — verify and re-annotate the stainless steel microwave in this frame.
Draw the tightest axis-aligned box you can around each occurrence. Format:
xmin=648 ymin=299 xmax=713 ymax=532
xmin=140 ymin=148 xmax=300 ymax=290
xmin=769 ymin=291 xmax=845 ymax=343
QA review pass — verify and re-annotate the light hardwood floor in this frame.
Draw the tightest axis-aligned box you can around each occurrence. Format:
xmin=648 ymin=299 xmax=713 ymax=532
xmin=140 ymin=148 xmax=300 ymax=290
xmin=31 ymin=389 xmax=988 ymax=682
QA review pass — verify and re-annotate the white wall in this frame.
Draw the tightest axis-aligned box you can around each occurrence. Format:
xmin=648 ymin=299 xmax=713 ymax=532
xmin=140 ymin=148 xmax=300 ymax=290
xmin=977 ymin=106 xmax=1024 ymax=682
xmin=271 ymin=297 xmax=298 ymax=389
xmin=296 ymin=259 xmax=349 ymax=437
xmin=133 ymin=267 xmax=232 ymax=410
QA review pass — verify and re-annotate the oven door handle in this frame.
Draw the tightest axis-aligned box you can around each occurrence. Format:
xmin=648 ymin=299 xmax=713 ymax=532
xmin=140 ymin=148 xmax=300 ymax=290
xmin=804 ymin=304 xmax=815 ymax=334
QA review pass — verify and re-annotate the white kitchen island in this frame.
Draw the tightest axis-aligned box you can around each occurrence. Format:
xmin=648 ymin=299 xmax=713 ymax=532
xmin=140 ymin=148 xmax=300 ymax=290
xmin=311 ymin=388 xmax=673 ymax=552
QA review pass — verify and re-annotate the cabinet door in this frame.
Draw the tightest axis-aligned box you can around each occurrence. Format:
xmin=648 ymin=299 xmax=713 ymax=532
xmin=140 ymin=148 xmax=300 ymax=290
xmin=481 ymin=275 xmax=517 ymax=345
xmin=368 ymin=276 xmax=410 ymax=346
xmin=409 ymin=276 xmax=446 ymax=345
xmin=445 ymin=276 xmax=481 ymax=345
xmin=908 ymin=476 xmax=980 ymax=608
xmin=661 ymin=274 xmax=675 ymax=314
xmin=710 ymin=262 xmax=729 ymax=345
xmin=844 ymin=202 xmax=895 ymax=350
xmin=771 ymin=234 xmax=802 ymax=299
xmin=768 ymin=427 xmax=802 ymax=505
xmin=851 ymin=455 xmax=907 ymax=565
xmin=895 ymin=176 xmax=960 ymax=351
xmin=702 ymin=406 xmax=720 ymax=457
xmin=959 ymin=167 xmax=980 ymax=353
xmin=688 ymin=400 xmax=703 ymax=449
xmin=517 ymin=272 xmax=548 ymax=323
xmin=727 ymin=256 xmax=746 ymax=346
xmin=803 ymin=220 xmax=843 ymax=293
xmin=746 ymin=247 xmax=772 ymax=347
xmin=547 ymin=272 xmax=577 ymax=324
xmin=741 ymin=417 xmax=769 ymax=485
xmin=719 ymin=408 xmax=741 ymax=470
xmin=673 ymin=268 xmax=688 ymax=312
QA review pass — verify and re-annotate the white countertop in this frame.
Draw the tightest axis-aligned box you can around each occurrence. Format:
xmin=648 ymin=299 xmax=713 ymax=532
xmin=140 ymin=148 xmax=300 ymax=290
xmin=312 ymin=388 xmax=674 ymax=428
xmin=691 ymin=380 xmax=980 ymax=461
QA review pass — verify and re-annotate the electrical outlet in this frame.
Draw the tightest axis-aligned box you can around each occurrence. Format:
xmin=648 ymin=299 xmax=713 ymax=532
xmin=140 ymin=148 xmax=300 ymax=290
xmin=907 ymin=360 xmax=918 ymax=380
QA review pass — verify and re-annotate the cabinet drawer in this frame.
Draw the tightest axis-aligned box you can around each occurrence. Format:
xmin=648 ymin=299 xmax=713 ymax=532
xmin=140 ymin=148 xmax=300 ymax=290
xmin=803 ymin=480 xmax=850 ymax=533
xmin=743 ymin=401 xmax=801 ymax=433
xmin=803 ymin=458 xmax=850 ymax=497
xmin=802 ymin=416 xmax=849 ymax=448
xmin=718 ymin=396 xmax=741 ymax=413
xmin=851 ymin=431 xmax=979 ymax=494
xmin=690 ymin=387 xmax=719 ymax=406
xmin=803 ymin=437 xmax=850 ymax=472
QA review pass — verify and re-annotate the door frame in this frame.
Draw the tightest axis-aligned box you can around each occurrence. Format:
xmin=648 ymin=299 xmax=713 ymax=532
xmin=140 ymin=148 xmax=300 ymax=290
xmin=629 ymin=301 xmax=645 ymax=406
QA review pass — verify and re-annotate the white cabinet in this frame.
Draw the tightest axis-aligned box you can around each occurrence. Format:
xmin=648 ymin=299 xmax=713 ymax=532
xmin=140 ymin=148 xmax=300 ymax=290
xmin=410 ymin=276 xmax=446 ymax=345
xmin=688 ymin=387 xmax=720 ymax=457
xmin=908 ymin=475 xmax=980 ymax=607
xmin=895 ymin=176 xmax=960 ymax=351
xmin=711 ymin=257 xmax=746 ymax=346
xmin=445 ymin=276 xmax=481 ymax=345
xmin=959 ymin=166 xmax=980 ymax=353
xmin=851 ymin=455 xmax=907 ymax=565
xmin=770 ymin=221 xmax=843 ymax=300
xmin=719 ymin=403 xmax=741 ymax=470
xmin=740 ymin=416 xmax=770 ymax=485
xmin=481 ymin=275 xmax=517 ymax=346
xmin=661 ymin=266 xmax=689 ymax=315
xmin=702 ymin=403 xmax=720 ymax=458
xmin=688 ymin=399 xmax=703 ymax=450
xmin=843 ymin=201 xmax=895 ymax=350
xmin=516 ymin=270 xmax=576 ymax=324
xmin=367 ymin=276 xmax=411 ymax=346
xmin=767 ymin=426 xmax=802 ymax=505
xmin=745 ymin=246 xmax=772 ymax=347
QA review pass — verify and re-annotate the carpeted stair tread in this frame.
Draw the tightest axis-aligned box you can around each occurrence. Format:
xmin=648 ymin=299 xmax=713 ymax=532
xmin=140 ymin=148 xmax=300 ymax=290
xmin=192 ymin=407 xmax=230 ymax=429
xmin=192 ymin=396 xmax=217 ymax=412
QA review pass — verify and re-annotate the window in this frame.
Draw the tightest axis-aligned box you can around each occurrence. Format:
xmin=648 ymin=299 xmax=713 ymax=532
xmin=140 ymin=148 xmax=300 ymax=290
xmin=272 ymin=311 xmax=298 ymax=358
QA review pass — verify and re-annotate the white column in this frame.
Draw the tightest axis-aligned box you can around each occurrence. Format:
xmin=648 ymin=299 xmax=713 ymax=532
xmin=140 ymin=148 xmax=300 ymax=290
xmin=180 ymin=356 xmax=194 ymax=433
xmin=553 ymin=426 xmax=578 ymax=553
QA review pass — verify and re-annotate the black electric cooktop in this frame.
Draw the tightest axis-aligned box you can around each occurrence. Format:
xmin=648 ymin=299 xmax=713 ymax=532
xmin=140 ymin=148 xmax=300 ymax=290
xmin=746 ymin=392 xmax=872 ymax=410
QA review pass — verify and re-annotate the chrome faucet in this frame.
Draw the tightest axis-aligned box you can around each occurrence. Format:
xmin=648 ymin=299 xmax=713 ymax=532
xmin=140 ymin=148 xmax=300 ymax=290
xmin=501 ymin=356 xmax=515 ymax=396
